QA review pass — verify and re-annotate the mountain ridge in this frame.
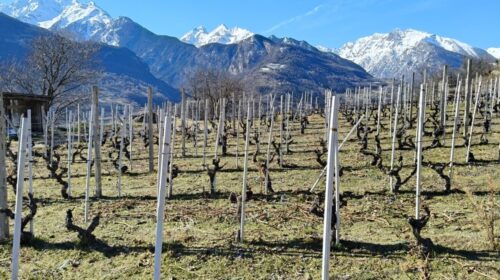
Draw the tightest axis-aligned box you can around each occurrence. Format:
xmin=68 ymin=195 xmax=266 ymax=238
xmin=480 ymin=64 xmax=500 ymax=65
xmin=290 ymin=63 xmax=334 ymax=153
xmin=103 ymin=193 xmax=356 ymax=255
xmin=334 ymin=28 xmax=496 ymax=78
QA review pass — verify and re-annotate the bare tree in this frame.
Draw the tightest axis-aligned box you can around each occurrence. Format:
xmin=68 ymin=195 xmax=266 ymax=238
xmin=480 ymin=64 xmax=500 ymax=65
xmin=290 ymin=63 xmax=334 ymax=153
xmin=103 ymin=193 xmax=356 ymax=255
xmin=0 ymin=35 xmax=100 ymax=115
xmin=186 ymin=69 xmax=244 ymax=116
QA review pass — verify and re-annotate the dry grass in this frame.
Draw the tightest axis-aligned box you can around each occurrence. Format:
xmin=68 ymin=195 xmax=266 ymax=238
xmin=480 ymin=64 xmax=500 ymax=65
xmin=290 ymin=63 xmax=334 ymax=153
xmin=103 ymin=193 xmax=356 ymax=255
xmin=0 ymin=104 xmax=499 ymax=279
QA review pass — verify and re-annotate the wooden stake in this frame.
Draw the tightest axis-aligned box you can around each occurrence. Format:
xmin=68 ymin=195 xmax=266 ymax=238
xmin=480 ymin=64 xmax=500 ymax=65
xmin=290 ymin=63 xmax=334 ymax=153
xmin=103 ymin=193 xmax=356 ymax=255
xmin=92 ymin=87 xmax=102 ymax=197
xmin=239 ymin=101 xmax=251 ymax=242
xmin=84 ymin=106 xmax=94 ymax=223
xmin=235 ymin=100 xmax=241 ymax=169
xmin=463 ymin=59 xmax=472 ymax=136
xmin=129 ymin=105 xmax=134 ymax=172
xmin=264 ymin=96 xmax=275 ymax=195
xmin=67 ymin=111 xmax=72 ymax=197
xmin=180 ymin=90 xmax=186 ymax=157
xmin=27 ymin=110 xmax=34 ymax=235
xmin=167 ymin=105 xmax=177 ymax=198
xmin=449 ymin=80 xmax=462 ymax=183
xmin=0 ymin=92 xmax=8 ymax=241
xmin=466 ymin=77 xmax=483 ymax=163
xmin=148 ymin=87 xmax=155 ymax=172
xmin=203 ymin=99 xmax=208 ymax=167
xmin=77 ymin=104 xmax=81 ymax=145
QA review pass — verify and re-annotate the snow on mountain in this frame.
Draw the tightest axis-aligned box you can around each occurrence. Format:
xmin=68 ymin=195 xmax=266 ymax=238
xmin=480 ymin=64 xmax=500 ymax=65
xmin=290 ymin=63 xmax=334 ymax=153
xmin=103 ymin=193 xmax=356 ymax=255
xmin=181 ymin=24 xmax=254 ymax=47
xmin=487 ymin=48 xmax=500 ymax=59
xmin=316 ymin=45 xmax=338 ymax=54
xmin=337 ymin=28 xmax=495 ymax=78
xmin=0 ymin=0 xmax=73 ymax=25
xmin=1 ymin=0 xmax=119 ymax=45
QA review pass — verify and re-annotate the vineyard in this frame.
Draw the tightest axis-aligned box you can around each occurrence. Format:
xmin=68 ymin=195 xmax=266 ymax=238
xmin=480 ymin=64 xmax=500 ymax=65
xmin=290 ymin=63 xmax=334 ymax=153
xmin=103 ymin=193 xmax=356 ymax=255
xmin=0 ymin=68 xmax=499 ymax=279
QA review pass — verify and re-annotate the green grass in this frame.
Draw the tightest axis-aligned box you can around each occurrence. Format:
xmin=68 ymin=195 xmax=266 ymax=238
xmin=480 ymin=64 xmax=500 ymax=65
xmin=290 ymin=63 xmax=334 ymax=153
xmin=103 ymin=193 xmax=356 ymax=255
xmin=1 ymin=104 xmax=499 ymax=279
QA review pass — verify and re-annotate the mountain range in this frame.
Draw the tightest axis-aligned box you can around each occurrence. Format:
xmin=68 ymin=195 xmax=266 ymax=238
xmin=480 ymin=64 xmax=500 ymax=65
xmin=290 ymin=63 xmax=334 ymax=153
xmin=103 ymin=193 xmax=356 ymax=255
xmin=181 ymin=24 xmax=254 ymax=47
xmin=333 ymin=29 xmax=496 ymax=78
xmin=0 ymin=0 xmax=373 ymax=99
xmin=0 ymin=0 xmax=497 ymax=101
xmin=0 ymin=12 xmax=180 ymax=104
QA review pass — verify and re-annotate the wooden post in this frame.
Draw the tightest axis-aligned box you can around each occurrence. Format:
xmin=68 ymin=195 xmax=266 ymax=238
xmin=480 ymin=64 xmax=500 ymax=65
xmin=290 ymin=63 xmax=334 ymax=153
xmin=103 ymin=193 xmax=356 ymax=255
xmin=264 ymin=96 xmax=275 ymax=195
xmin=156 ymin=109 xmax=165 ymax=180
xmin=389 ymin=80 xmax=395 ymax=138
xmin=129 ymin=105 xmax=134 ymax=172
xmin=117 ymin=106 xmax=127 ymax=197
xmin=232 ymin=92 xmax=236 ymax=136
xmin=194 ymin=100 xmax=199 ymax=156
xmin=100 ymin=108 xmax=104 ymax=145
xmin=67 ymin=111 xmax=72 ymax=197
xmin=167 ymin=105 xmax=177 ymax=198
xmin=409 ymin=73 xmax=415 ymax=125
xmin=49 ymin=111 xmax=54 ymax=173
xmin=203 ymin=99 xmax=208 ymax=167
xmin=321 ymin=94 xmax=340 ymax=280
xmin=389 ymin=86 xmax=401 ymax=192
xmin=376 ymin=87 xmax=383 ymax=135
xmin=235 ymin=100 xmax=241 ymax=169
xmin=92 ymin=87 xmax=102 ymax=197
xmin=0 ymin=92 xmax=8 ymax=241
xmin=449 ymin=81 xmax=462 ymax=183
xmin=466 ymin=77 xmax=483 ymax=163
xmin=27 ymin=110 xmax=34 ymax=235
xmin=415 ymin=85 xmax=426 ymax=219
xmin=463 ymin=59 xmax=472 ymax=136
xmin=239 ymin=101 xmax=251 ymax=242
xmin=11 ymin=117 xmax=28 ymax=280
xmin=439 ymin=65 xmax=448 ymax=139
xmin=214 ymin=98 xmax=225 ymax=160
xmin=77 ymin=104 xmax=81 ymax=145
xmin=153 ymin=113 xmax=172 ymax=280
xmin=84 ymin=106 xmax=94 ymax=223
xmin=279 ymin=95 xmax=284 ymax=167
xmin=180 ymin=90 xmax=186 ymax=157
xmin=148 ymin=87 xmax=155 ymax=172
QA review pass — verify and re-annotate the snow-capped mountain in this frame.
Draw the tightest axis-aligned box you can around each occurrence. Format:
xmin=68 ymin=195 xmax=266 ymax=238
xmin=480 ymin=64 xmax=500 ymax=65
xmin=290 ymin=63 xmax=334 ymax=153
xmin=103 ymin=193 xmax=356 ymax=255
xmin=181 ymin=24 xmax=254 ymax=47
xmin=487 ymin=48 xmax=500 ymax=59
xmin=337 ymin=29 xmax=495 ymax=78
xmin=0 ymin=0 xmax=72 ymax=25
xmin=0 ymin=13 xmax=180 ymax=103
xmin=1 ymin=0 xmax=374 ymax=94
xmin=316 ymin=45 xmax=338 ymax=54
xmin=1 ymin=0 xmax=119 ymax=44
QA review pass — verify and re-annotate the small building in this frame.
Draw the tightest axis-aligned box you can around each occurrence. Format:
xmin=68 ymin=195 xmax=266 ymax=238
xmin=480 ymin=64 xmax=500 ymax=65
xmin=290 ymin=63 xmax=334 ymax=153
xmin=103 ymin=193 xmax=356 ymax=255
xmin=1 ymin=92 xmax=51 ymax=133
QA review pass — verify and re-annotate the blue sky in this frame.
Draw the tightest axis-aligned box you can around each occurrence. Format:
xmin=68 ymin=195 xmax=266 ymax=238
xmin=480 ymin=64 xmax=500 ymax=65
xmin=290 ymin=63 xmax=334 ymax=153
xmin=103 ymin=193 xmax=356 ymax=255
xmin=4 ymin=0 xmax=500 ymax=48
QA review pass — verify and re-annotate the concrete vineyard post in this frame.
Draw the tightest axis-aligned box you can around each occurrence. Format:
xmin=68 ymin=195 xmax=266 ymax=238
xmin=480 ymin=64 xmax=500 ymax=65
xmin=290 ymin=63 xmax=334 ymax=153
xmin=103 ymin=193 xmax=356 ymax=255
xmin=321 ymin=95 xmax=340 ymax=280
xmin=415 ymin=85 xmax=427 ymax=219
xmin=11 ymin=117 xmax=28 ymax=280
xmin=153 ymin=113 xmax=172 ymax=280
xmin=389 ymin=86 xmax=401 ymax=192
